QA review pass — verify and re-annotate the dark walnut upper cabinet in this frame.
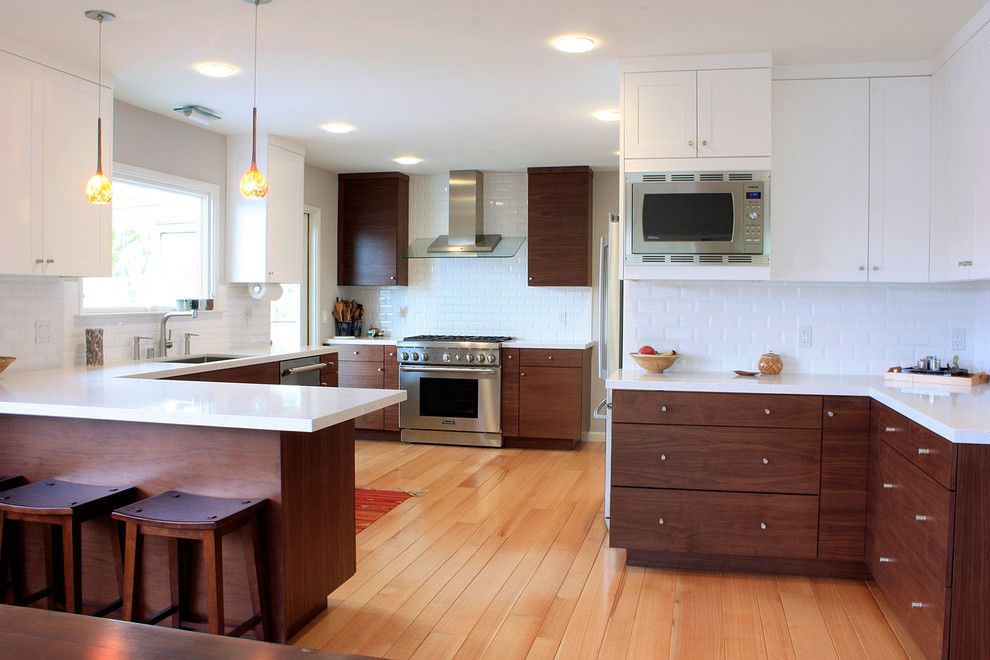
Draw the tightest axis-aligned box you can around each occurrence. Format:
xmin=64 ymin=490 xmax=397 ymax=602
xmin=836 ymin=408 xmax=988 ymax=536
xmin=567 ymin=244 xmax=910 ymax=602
xmin=338 ymin=172 xmax=409 ymax=286
xmin=527 ymin=166 xmax=593 ymax=287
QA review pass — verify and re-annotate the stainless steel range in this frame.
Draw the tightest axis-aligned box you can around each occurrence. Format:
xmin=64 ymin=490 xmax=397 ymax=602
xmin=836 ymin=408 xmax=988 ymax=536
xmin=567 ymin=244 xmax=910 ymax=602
xmin=397 ymin=335 xmax=512 ymax=448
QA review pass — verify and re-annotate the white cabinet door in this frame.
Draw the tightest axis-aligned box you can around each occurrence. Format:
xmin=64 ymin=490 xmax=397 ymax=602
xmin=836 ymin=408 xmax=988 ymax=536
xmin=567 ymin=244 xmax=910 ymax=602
xmin=771 ymin=79 xmax=870 ymax=282
xmin=697 ymin=68 xmax=772 ymax=158
xmin=0 ymin=52 xmax=44 ymax=276
xmin=868 ymin=77 xmax=931 ymax=283
xmin=623 ymin=71 xmax=697 ymax=159
xmin=42 ymin=69 xmax=111 ymax=277
xmin=972 ymin=29 xmax=990 ymax=280
xmin=930 ymin=64 xmax=955 ymax=281
xmin=949 ymin=43 xmax=979 ymax=278
xmin=265 ymin=144 xmax=306 ymax=284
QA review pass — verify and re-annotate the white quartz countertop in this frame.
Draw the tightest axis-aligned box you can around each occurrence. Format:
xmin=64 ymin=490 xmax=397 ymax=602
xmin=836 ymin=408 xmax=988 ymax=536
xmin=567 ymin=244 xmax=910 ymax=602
xmin=0 ymin=344 xmax=405 ymax=433
xmin=323 ymin=338 xmax=596 ymax=350
xmin=606 ymin=369 xmax=990 ymax=445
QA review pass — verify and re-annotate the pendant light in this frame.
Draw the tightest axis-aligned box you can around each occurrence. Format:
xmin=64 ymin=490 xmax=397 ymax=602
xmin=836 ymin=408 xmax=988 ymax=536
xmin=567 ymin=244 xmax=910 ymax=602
xmin=84 ymin=10 xmax=114 ymax=205
xmin=239 ymin=0 xmax=270 ymax=199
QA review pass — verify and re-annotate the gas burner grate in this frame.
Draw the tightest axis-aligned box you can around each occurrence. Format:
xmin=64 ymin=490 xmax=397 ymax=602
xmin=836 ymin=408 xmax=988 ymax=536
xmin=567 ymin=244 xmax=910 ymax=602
xmin=402 ymin=335 xmax=514 ymax=343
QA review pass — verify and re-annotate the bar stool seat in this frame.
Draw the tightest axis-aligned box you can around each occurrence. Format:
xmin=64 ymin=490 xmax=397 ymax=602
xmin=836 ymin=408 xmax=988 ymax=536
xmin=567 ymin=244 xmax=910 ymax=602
xmin=113 ymin=491 xmax=269 ymax=641
xmin=0 ymin=480 xmax=135 ymax=615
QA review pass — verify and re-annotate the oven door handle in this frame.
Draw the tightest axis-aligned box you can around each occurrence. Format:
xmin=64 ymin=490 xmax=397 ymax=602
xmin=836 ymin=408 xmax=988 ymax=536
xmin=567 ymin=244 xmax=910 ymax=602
xmin=281 ymin=363 xmax=328 ymax=377
xmin=399 ymin=366 xmax=498 ymax=375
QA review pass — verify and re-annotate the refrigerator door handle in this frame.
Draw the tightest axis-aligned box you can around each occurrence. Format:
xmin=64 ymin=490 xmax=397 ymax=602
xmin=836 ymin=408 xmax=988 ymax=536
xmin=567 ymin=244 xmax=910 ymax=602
xmin=598 ymin=234 xmax=609 ymax=379
xmin=593 ymin=398 xmax=611 ymax=420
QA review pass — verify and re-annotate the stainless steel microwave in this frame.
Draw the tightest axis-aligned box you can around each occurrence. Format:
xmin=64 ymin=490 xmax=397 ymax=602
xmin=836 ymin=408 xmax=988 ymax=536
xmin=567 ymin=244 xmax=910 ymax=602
xmin=625 ymin=172 xmax=770 ymax=266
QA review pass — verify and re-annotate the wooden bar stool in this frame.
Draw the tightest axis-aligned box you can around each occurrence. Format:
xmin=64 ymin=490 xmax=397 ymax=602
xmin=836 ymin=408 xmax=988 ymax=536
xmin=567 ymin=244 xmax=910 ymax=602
xmin=0 ymin=475 xmax=26 ymax=604
xmin=113 ymin=491 xmax=269 ymax=641
xmin=0 ymin=479 xmax=136 ymax=615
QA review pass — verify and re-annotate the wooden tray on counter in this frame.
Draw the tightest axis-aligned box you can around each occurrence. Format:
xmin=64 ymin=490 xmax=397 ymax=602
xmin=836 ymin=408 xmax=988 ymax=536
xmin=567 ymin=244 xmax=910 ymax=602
xmin=885 ymin=368 xmax=989 ymax=387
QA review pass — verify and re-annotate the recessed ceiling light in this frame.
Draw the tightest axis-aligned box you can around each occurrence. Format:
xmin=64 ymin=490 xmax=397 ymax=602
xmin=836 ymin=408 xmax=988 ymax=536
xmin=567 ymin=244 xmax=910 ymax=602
xmin=393 ymin=156 xmax=423 ymax=165
xmin=553 ymin=36 xmax=597 ymax=53
xmin=195 ymin=62 xmax=238 ymax=78
xmin=594 ymin=109 xmax=621 ymax=122
xmin=320 ymin=122 xmax=356 ymax=134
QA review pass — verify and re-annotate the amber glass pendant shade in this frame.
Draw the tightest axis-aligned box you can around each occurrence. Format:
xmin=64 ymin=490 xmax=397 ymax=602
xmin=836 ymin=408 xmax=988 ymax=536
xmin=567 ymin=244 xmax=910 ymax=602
xmin=85 ymin=116 xmax=112 ymax=204
xmin=240 ymin=106 xmax=268 ymax=199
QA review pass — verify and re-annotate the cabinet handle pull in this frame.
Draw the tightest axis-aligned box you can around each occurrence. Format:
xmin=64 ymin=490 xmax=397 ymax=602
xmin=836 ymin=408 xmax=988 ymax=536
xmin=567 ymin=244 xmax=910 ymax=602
xmin=327 ymin=362 xmax=335 ymax=368
xmin=917 ymin=448 xmax=932 ymax=455
xmin=701 ymin=139 xmax=708 ymax=146
xmin=354 ymin=351 xmax=360 ymax=355
xmin=958 ymin=260 xmax=973 ymax=267
xmin=45 ymin=259 xmax=55 ymax=264
xmin=320 ymin=382 xmax=328 ymax=386
xmin=657 ymin=517 xmax=665 ymax=525
xmin=879 ymin=556 xmax=894 ymax=563
xmin=915 ymin=515 xmax=929 ymax=522
xmin=659 ymin=453 xmax=667 ymax=462
xmin=390 ymin=275 xmax=396 ymax=281
xmin=520 ymin=372 xmax=525 ymax=377
xmin=884 ymin=426 xmax=897 ymax=433
xmin=762 ymin=457 xmax=769 ymax=465
xmin=859 ymin=265 xmax=866 ymax=271
xmin=660 ymin=405 xmax=668 ymax=413
xmin=826 ymin=411 xmax=834 ymax=418
xmin=764 ymin=408 xmax=771 ymax=416
xmin=378 ymin=368 xmax=384 ymax=372
xmin=547 ymin=356 xmax=553 ymax=360
xmin=688 ymin=140 xmax=694 ymax=146
xmin=759 ymin=522 xmax=767 ymax=530
xmin=882 ymin=483 xmax=896 ymax=489
xmin=911 ymin=602 xmax=929 ymax=609
xmin=35 ymin=258 xmax=44 ymax=264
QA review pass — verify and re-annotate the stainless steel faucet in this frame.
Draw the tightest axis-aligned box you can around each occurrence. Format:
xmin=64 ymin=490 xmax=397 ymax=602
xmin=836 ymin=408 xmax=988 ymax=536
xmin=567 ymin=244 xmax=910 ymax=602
xmin=158 ymin=310 xmax=198 ymax=358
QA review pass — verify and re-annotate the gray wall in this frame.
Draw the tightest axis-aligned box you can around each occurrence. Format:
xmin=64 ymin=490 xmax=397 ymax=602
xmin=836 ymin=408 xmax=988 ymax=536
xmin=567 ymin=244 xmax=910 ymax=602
xmin=589 ymin=169 xmax=620 ymax=434
xmin=304 ymin=164 xmax=339 ymax=342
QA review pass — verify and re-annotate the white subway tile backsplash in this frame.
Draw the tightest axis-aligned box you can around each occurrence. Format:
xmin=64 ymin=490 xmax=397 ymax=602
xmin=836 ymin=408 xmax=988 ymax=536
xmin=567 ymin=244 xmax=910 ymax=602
xmin=624 ymin=281 xmax=990 ymax=375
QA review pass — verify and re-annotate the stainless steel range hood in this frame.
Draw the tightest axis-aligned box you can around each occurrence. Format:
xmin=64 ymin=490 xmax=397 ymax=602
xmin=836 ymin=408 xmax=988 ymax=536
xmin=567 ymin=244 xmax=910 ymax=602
xmin=405 ymin=170 xmax=525 ymax=259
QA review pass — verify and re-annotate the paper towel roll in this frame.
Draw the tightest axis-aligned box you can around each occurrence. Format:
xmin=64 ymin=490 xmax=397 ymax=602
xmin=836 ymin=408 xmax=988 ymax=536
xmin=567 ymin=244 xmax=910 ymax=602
xmin=248 ymin=283 xmax=284 ymax=301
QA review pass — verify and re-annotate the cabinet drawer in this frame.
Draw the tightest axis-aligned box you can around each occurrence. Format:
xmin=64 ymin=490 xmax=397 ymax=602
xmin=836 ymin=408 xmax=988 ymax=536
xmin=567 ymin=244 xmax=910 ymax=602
xmin=519 ymin=348 xmax=583 ymax=368
xmin=338 ymin=345 xmax=385 ymax=363
xmin=867 ymin=528 xmax=949 ymax=660
xmin=338 ymin=361 xmax=385 ymax=381
xmin=609 ymin=487 xmax=819 ymax=559
xmin=870 ymin=439 xmax=954 ymax=587
xmin=612 ymin=391 xmax=823 ymax=429
xmin=612 ymin=424 xmax=821 ymax=494
xmin=873 ymin=402 xmax=956 ymax=489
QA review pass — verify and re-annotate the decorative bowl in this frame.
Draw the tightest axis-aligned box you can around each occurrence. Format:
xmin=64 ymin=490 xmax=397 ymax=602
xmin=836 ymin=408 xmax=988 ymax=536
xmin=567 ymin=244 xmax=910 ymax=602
xmin=0 ymin=356 xmax=15 ymax=375
xmin=629 ymin=352 xmax=678 ymax=373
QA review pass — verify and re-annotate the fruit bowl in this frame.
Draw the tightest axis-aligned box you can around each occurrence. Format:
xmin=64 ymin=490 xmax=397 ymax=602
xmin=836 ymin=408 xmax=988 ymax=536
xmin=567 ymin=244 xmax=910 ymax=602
xmin=0 ymin=356 xmax=15 ymax=375
xmin=629 ymin=352 xmax=678 ymax=373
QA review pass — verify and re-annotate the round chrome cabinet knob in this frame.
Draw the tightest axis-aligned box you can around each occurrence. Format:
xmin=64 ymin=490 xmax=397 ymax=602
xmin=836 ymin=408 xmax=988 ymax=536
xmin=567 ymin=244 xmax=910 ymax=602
xmin=411 ymin=352 xmax=420 ymax=361
xmin=442 ymin=353 xmax=451 ymax=363
xmin=400 ymin=352 xmax=409 ymax=361
xmin=486 ymin=354 xmax=496 ymax=364
xmin=465 ymin=354 xmax=475 ymax=363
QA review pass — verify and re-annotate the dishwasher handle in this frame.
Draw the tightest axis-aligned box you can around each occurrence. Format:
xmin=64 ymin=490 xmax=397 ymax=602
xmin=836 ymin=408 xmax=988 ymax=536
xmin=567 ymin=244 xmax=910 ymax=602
xmin=281 ymin=363 xmax=327 ymax=377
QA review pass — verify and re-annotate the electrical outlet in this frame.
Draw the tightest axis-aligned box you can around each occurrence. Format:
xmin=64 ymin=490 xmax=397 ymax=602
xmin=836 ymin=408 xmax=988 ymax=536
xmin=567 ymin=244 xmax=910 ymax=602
xmin=34 ymin=320 xmax=55 ymax=344
xmin=951 ymin=328 xmax=966 ymax=351
xmin=798 ymin=325 xmax=813 ymax=348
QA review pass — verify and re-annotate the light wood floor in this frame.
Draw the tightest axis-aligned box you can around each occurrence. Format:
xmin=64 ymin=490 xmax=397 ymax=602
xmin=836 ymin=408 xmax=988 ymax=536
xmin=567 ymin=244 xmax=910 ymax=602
xmin=293 ymin=440 xmax=913 ymax=659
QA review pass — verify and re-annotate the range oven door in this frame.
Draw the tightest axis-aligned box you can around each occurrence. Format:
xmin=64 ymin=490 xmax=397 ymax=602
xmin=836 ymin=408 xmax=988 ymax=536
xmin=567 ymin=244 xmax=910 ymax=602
xmin=399 ymin=365 xmax=501 ymax=434
xmin=630 ymin=180 xmax=764 ymax=255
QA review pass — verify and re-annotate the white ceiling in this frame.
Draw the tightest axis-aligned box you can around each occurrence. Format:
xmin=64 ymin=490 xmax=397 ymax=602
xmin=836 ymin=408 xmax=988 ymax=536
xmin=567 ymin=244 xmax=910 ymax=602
xmin=2 ymin=0 xmax=983 ymax=173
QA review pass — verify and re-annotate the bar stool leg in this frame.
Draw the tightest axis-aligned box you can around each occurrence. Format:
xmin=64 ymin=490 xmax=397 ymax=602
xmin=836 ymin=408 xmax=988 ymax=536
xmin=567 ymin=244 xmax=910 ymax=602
xmin=242 ymin=512 xmax=269 ymax=641
xmin=121 ymin=522 xmax=143 ymax=622
xmin=203 ymin=530 xmax=224 ymax=636
xmin=61 ymin=519 xmax=82 ymax=614
xmin=167 ymin=538 xmax=183 ymax=629
xmin=0 ymin=511 xmax=6 ymax=604
xmin=44 ymin=526 xmax=59 ymax=610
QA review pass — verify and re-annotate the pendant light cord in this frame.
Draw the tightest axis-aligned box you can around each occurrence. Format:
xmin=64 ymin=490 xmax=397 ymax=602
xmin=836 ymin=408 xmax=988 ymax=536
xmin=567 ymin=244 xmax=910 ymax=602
xmin=97 ymin=15 xmax=103 ymax=173
xmin=253 ymin=0 xmax=259 ymax=108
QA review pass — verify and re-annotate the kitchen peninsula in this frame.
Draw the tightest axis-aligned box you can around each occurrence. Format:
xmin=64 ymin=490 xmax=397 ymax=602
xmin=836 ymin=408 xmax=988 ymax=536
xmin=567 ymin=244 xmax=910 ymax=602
xmin=0 ymin=346 xmax=405 ymax=643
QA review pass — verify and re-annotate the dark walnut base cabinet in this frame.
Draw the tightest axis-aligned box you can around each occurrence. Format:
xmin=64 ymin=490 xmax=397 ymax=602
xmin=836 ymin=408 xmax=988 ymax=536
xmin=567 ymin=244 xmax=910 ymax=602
xmin=502 ymin=347 xmax=591 ymax=450
xmin=609 ymin=390 xmax=990 ymax=659
xmin=337 ymin=344 xmax=400 ymax=441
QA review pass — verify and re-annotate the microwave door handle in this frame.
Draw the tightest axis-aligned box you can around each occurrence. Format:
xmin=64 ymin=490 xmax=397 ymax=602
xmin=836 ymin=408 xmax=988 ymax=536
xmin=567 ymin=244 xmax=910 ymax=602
xmin=599 ymin=233 xmax=609 ymax=379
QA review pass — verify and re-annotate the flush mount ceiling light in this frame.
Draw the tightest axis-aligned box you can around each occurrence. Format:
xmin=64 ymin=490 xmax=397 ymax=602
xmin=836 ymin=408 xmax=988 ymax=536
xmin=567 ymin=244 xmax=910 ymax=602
xmin=552 ymin=35 xmax=596 ymax=53
xmin=84 ymin=9 xmax=114 ymax=205
xmin=239 ymin=0 xmax=272 ymax=200
xmin=195 ymin=62 xmax=238 ymax=78
xmin=320 ymin=122 xmax=356 ymax=134
xmin=393 ymin=156 xmax=423 ymax=165
xmin=593 ymin=109 xmax=621 ymax=122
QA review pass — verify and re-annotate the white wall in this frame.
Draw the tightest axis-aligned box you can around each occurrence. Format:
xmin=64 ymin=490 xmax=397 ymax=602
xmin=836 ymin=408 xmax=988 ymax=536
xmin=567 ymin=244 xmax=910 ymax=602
xmin=623 ymin=280 xmax=990 ymax=374
xmin=0 ymin=101 xmax=271 ymax=373
xmin=304 ymin=164 xmax=338 ymax=342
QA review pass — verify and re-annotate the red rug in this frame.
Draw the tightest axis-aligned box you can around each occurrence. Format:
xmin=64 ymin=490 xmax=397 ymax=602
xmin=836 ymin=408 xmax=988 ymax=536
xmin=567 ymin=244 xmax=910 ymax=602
xmin=355 ymin=488 xmax=412 ymax=534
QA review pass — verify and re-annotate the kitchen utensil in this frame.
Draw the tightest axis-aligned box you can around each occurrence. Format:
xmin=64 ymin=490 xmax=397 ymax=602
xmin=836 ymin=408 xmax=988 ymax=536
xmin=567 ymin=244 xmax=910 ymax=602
xmin=733 ymin=370 xmax=759 ymax=377
xmin=0 ymin=356 xmax=14 ymax=374
xmin=758 ymin=351 xmax=783 ymax=375
xmin=629 ymin=352 xmax=678 ymax=373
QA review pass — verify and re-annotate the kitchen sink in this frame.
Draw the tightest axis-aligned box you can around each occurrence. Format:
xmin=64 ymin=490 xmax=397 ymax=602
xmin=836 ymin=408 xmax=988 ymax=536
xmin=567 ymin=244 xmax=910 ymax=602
xmin=157 ymin=354 xmax=248 ymax=364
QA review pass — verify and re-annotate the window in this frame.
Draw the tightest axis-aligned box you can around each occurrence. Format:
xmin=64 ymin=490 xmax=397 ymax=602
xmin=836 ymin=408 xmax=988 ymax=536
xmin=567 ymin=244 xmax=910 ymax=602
xmin=82 ymin=165 xmax=218 ymax=313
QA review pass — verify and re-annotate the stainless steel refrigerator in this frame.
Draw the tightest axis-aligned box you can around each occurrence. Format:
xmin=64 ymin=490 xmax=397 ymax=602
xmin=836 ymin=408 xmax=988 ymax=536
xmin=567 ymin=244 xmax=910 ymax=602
xmin=595 ymin=212 xmax=623 ymax=528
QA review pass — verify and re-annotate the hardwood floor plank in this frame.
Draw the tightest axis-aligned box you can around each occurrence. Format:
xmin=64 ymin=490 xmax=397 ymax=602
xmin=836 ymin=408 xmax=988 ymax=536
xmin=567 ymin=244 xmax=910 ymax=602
xmin=775 ymin=576 xmax=839 ymax=660
xmin=669 ymin=572 xmax=724 ymax=659
xmin=626 ymin=568 xmax=676 ymax=659
xmin=722 ymin=574 xmax=769 ymax=660
xmin=595 ymin=565 xmax=646 ymax=659
xmin=754 ymin=575 xmax=797 ymax=660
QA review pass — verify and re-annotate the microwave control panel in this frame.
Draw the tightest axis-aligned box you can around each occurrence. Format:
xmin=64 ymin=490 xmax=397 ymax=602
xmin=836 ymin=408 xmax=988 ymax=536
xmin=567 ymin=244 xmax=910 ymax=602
xmin=743 ymin=184 xmax=765 ymax=245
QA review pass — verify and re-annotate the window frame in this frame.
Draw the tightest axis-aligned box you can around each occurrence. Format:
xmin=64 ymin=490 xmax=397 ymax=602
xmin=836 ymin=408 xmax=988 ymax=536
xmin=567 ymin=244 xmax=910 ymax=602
xmin=79 ymin=163 xmax=220 ymax=316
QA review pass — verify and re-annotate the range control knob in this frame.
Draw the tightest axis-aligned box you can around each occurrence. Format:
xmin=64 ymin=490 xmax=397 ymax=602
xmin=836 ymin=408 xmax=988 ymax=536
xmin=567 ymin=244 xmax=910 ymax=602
xmin=487 ymin=354 xmax=497 ymax=364
xmin=465 ymin=353 xmax=475 ymax=363
xmin=400 ymin=352 xmax=409 ymax=361
xmin=454 ymin=353 xmax=461 ymax=361
xmin=477 ymin=353 xmax=486 ymax=363
xmin=411 ymin=352 xmax=420 ymax=361
xmin=442 ymin=353 xmax=451 ymax=363
xmin=422 ymin=352 xmax=430 ymax=361
xmin=748 ymin=211 xmax=759 ymax=220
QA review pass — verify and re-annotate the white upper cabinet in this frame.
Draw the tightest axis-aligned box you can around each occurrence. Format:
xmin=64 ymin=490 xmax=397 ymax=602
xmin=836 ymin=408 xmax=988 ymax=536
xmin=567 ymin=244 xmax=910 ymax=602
xmin=931 ymin=21 xmax=990 ymax=282
xmin=771 ymin=79 xmax=870 ymax=282
xmin=697 ymin=68 xmax=772 ymax=158
xmin=0 ymin=51 xmax=110 ymax=277
xmin=226 ymin=135 xmax=306 ymax=284
xmin=623 ymin=65 xmax=771 ymax=161
xmin=868 ymin=77 xmax=932 ymax=283
xmin=623 ymin=71 xmax=698 ymax=159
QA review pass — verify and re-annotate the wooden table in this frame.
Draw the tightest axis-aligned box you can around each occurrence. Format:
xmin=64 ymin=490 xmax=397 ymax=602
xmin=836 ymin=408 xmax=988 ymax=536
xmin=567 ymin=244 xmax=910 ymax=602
xmin=0 ymin=414 xmax=357 ymax=642
xmin=0 ymin=604 xmax=375 ymax=659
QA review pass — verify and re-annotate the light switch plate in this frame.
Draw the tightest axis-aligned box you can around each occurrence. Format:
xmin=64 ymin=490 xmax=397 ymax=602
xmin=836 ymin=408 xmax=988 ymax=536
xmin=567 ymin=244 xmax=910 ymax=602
xmin=951 ymin=328 xmax=966 ymax=351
